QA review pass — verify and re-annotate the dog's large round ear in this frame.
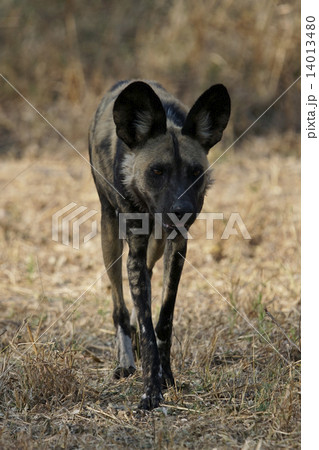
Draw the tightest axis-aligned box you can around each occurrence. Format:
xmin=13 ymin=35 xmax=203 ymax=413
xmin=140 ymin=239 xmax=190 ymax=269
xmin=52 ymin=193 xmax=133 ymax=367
xmin=182 ymin=84 xmax=231 ymax=152
xmin=113 ymin=81 xmax=167 ymax=148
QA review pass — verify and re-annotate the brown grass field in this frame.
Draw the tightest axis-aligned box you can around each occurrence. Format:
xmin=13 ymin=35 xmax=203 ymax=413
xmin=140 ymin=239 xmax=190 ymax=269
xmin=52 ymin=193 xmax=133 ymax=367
xmin=0 ymin=1 xmax=300 ymax=448
xmin=0 ymin=134 xmax=300 ymax=448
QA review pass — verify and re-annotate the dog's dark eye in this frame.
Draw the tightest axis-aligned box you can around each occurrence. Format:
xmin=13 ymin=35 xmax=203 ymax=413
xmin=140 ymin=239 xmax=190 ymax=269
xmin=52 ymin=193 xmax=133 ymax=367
xmin=152 ymin=168 xmax=163 ymax=176
xmin=193 ymin=168 xmax=203 ymax=177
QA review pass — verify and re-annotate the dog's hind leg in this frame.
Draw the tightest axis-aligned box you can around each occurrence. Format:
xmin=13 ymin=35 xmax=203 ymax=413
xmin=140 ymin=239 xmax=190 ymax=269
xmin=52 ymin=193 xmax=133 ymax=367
xmin=146 ymin=232 xmax=166 ymax=278
xmin=155 ymin=235 xmax=187 ymax=388
xmin=100 ymin=197 xmax=135 ymax=378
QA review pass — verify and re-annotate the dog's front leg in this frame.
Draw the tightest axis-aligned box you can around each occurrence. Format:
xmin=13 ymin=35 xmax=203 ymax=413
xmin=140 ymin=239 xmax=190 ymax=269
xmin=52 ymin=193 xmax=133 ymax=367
xmin=155 ymin=234 xmax=187 ymax=388
xmin=126 ymin=234 xmax=163 ymax=410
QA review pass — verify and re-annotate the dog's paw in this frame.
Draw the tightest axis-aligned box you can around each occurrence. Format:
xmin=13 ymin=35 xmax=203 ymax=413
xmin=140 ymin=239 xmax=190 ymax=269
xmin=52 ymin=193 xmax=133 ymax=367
xmin=138 ymin=390 xmax=164 ymax=410
xmin=114 ymin=365 xmax=136 ymax=379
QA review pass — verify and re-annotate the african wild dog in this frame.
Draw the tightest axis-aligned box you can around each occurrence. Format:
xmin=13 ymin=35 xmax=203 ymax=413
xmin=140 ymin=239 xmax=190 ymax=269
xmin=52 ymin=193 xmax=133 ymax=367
xmin=89 ymin=80 xmax=230 ymax=409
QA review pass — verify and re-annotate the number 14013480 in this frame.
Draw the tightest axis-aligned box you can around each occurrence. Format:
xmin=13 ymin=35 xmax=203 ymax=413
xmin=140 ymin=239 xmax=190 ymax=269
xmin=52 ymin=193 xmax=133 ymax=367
xmin=306 ymin=16 xmax=316 ymax=78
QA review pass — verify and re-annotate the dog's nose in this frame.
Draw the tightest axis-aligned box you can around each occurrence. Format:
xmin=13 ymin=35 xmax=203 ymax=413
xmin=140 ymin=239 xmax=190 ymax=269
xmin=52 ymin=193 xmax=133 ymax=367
xmin=171 ymin=201 xmax=194 ymax=221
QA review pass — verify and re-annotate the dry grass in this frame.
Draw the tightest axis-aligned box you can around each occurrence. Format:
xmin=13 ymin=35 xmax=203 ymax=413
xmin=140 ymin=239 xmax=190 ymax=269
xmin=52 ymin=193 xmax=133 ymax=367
xmin=1 ymin=0 xmax=300 ymax=156
xmin=0 ymin=132 xmax=300 ymax=448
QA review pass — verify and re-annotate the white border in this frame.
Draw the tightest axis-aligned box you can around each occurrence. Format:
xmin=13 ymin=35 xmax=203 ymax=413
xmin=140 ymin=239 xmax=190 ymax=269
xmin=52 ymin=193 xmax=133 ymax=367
xmin=301 ymin=1 xmax=319 ymax=448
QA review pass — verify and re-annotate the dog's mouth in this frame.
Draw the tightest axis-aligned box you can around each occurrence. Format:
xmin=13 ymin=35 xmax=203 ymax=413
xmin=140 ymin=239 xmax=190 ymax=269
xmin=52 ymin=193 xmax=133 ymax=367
xmin=162 ymin=222 xmax=184 ymax=232
xmin=151 ymin=211 xmax=197 ymax=234
xmin=162 ymin=221 xmax=191 ymax=231
xmin=162 ymin=213 xmax=197 ymax=232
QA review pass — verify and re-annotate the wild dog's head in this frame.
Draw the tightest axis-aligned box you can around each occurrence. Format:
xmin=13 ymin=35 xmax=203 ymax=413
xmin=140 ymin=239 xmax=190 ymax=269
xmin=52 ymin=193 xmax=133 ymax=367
xmin=113 ymin=81 xmax=230 ymax=232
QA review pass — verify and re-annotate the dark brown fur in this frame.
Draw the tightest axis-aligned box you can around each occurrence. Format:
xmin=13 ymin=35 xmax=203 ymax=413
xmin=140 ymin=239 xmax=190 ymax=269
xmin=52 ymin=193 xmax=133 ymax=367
xmin=89 ymin=80 xmax=230 ymax=409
